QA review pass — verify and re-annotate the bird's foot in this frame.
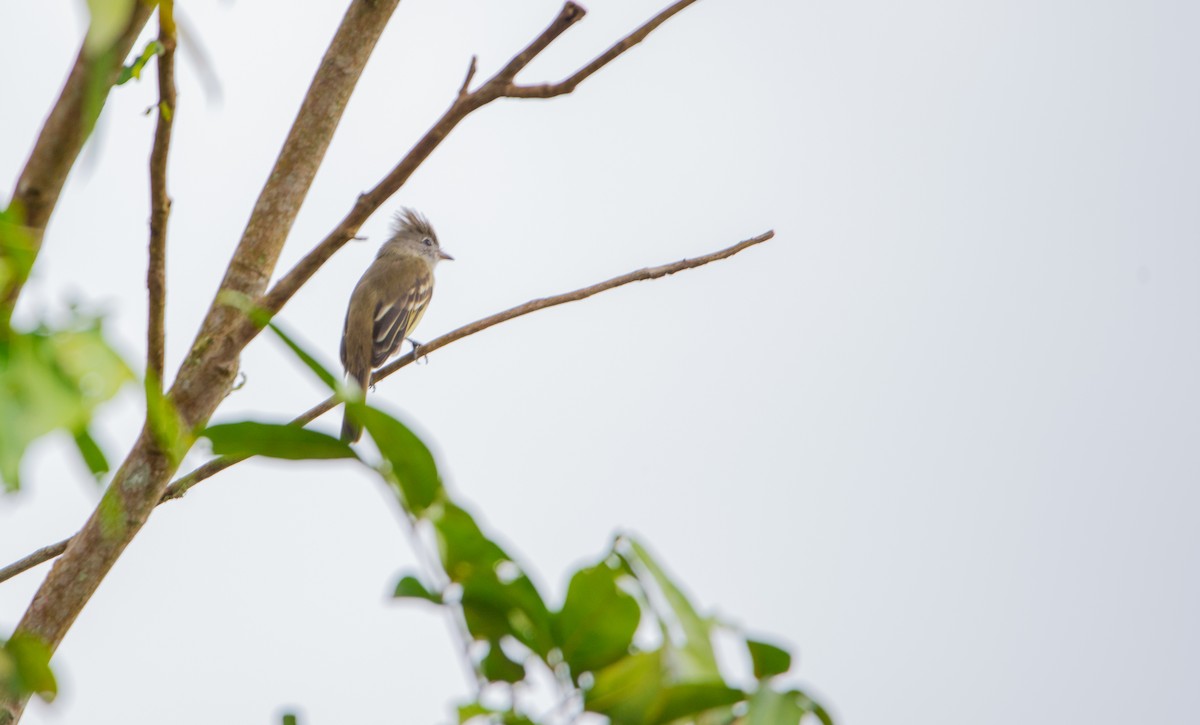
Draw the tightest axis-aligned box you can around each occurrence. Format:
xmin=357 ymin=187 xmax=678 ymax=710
xmin=408 ymin=337 xmax=429 ymax=365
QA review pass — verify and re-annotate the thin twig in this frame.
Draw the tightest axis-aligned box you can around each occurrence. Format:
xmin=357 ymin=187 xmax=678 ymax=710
xmin=457 ymin=55 xmax=478 ymax=98
xmin=488 ymin=2 xmax=587 ymax=86
xmin=0 ymin=232 xmax=772 ymax=585
xmin=255 ymin=0 xmax=699 ymax=323
xmin=147 ymin=2 xmax=178 ymax=387
xmin=507 ymin=0 xmax=700 ymax=98
xmin=0 ymin=542 xmax=70 ymax=585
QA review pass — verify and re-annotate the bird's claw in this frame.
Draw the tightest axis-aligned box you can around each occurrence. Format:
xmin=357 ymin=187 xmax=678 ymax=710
xmin=408 ymin=337 xmax=429 ymax=365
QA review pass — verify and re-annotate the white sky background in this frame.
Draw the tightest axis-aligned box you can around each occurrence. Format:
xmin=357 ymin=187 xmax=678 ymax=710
xmin=2 ymin=0 xmax=1199 ymax=723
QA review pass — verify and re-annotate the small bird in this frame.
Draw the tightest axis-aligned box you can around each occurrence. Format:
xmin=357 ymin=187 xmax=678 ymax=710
xmin=340 ymin=208 xmax=453 ymax=442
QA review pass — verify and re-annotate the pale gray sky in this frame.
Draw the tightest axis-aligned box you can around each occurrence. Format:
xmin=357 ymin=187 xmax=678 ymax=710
xmin=2 ymin=1 xmax=1198 ymax=723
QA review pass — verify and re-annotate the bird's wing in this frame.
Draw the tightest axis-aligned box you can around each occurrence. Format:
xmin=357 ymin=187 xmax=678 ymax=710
xmin=371 ymin=266 xmax=433 ymax=368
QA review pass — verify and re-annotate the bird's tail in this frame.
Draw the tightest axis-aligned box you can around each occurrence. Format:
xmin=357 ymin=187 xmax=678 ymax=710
xmin=341 ymin=364 xmax=369 ymax=443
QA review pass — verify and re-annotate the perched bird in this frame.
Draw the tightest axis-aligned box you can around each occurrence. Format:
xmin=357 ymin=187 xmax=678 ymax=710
xmin=340 ymin=208 xmax=453 ymax=442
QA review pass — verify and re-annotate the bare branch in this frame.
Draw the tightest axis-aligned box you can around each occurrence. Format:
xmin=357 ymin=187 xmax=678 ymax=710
xmin=187 ymin=231 xmax=773 ymax=498
xmin=258 ymin=0 xmax=702 ymax=321
xmin=147 ymin=3 xmax=178 ymax=387
xmin=1 ymin=4 xmax=154 ymax=323
xmin=369 ymin=231 xmax=775 ymax=381
xmin=0 ymin=231 xmax=773 ymax=585
xmin=458 ymin=55 xmax=478 ymax=98
xmin=488 ymin=2 xmax=587 ymax=85
xmin=507 ymin=0 xmax=700 ymax=98
xmin=0 ymin=541 xmax=70 ymax=585
xmin=141 ymin=0 xmax=407 ymax=459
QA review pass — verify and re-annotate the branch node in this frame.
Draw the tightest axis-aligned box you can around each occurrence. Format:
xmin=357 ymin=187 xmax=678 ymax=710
xmin=458 ymin=55 xmax=478 ymax=97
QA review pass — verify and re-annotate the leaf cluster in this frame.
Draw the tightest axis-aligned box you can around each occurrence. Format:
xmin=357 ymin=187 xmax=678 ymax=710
xmin=198 ymin=315 xmax=831 ymax=725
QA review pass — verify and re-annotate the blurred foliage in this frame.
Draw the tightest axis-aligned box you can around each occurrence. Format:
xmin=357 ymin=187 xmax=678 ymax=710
xmin=83 ymin=0 xmax=138 ymax=57
xmin=0 ymin=634 xmax=56 ymax=704
xmin=0 ymin=206 xmax=36 ymax=305
xmin=116 ymin=40 xmax=164 ymax=86
xmin=207 ymin=322 xmax=833 ymax=725
xmin=0 ymin=313 xmax=134 ymax=491
xmin=203 ymin=421 xmax=356 ymax=461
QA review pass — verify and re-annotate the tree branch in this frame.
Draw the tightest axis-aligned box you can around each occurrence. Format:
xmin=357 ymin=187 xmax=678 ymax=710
xmin=1 ymin=4 xmax=155 ymax=324
xmin=147 ymin=2 xmax=178 ymax=387
xmin=177 ymin=0 xmax=404 ymax=405
xmin=457 ymin=55 xmax=478 ymax=99
xmin=256 ymin=0 xmax=698 ymax=323
xmin=0 ymin=542 xmax=70 ymax=587
xmin=0 ymin=231 xmax=773 ymax=585
xmin=507 ymin=0 xmax=700 ymax=98
xmin=489 ymin=2 xmax=587 ymax=85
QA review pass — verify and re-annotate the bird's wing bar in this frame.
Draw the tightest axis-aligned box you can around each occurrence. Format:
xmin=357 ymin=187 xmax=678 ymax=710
xmin=371 ymin=274 xmax=432 ymax=367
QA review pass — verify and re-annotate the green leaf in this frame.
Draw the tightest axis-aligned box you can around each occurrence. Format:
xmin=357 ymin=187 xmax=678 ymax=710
xmin=0 ymin=320 xmax=134 ymax=490
xmin=72 ymin=427 xmax=109 ymax=479
xmin=554 ymin=562 xmax=639 ymax=677
xmin=281 ymin=714 xmax=298 ymax=725
xmin=433 ymin=503 xmax=506 ymax=576
xmin=202 ymin=421 xmax=357 ymax=461
xmin=457 ymin=703 xmax=485 ymax=723
xmin=585 ymin=650 xmax=663 ymax=725
xmin=0 ymin=205 xmax=36 ymax=299
xmin=458 ymin=571 xmax=553 ymax=656
xmin=585 ymin=649 xmax=745 ymax=725
xmin=145 ymin=372 xmax=192 ymax=467
xmin=795 ymin=689 xmax=834 ymax=725
xmin=480 ymin=642 xmax=525 ymax=684
xmin=746 ymin=638 xmax=792 ymax=680
xmin=355 ymin=405 xmax=440 ymax=514
xmin=457 ymin=703 xmax=534 ymax=725
xmin=265 ymin=321 xmax=338 ymax=391
xmin=456 ymin=702 xmax=494 ymax=724
xmin=217 ymin=290 xmax=339 ymax=391
xmin=1 ymin=633 xmax=57 ymax=702
xmin=460 ymin=575 xmax=522 ymax=643
xmin=654 ymin=683 xmax=746 ymax=724
xmin=393 ymin=574 xmax=442 ymax=604
xmin=746 ymin=686 xmax=805 ymax=725
xmin=84 ymin=0 xmax=137 ymax=56
xmin=430 ymin=503 xmax=554 ymax=656
xmin=619 ymin=537 xmax=721 ymax=683
xmin=116 ymin=40 xmax=163 ymax=85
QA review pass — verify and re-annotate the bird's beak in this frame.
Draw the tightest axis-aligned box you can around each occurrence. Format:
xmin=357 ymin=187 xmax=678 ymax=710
xmin=439 ymin=249 xmax=455 ymax=261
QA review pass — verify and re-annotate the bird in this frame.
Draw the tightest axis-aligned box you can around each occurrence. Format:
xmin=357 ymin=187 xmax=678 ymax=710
xmin=340 ymin=208 xmax=452 ymax=442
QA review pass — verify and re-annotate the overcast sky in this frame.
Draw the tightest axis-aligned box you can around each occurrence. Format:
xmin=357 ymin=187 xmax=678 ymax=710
xmin=2 ymin=1 xmax=1198 ymax=723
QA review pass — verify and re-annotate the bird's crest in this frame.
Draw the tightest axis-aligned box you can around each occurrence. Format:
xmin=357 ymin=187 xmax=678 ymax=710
xmin=392 ymin=207 xmax=437 ymax=241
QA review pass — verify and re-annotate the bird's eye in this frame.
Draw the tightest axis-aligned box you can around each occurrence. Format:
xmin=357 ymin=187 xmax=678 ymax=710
xmin=423 ymin=238 xmax=432 ymax=247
